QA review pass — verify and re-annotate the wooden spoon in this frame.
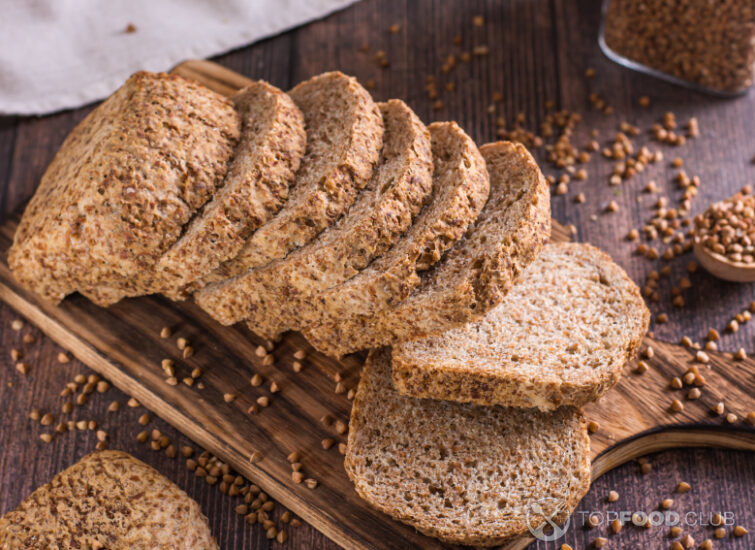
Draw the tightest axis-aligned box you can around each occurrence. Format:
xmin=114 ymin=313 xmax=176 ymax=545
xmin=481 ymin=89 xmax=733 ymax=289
xmin=693 ymin=237 xmax=755 ymax=282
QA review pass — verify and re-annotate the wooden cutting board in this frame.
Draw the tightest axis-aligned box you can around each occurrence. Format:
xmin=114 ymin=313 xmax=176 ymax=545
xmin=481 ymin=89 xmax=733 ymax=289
xmin=0 ymin=60 xmax=752 ymax=550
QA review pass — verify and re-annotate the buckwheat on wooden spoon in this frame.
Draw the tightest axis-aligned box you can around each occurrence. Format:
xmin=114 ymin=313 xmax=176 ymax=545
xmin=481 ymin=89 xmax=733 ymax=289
xmin=693 ymin=192 xmax=755 ymax=283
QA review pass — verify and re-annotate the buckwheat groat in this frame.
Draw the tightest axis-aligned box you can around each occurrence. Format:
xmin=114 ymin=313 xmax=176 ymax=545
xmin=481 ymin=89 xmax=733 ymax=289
xmin=0 ymin=450 xmax=217 ymax=549
xmin=346 ymin=348 xmax=591 ymax=547
xmin=392 ymin=242 xmax=650 ymax=410
xmin=8 ymin=71 xmax=240 ymax=306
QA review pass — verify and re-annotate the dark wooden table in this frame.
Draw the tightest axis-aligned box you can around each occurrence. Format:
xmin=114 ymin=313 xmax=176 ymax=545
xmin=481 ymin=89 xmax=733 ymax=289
xmin=1 ymin=0 xmax=753 ymax=548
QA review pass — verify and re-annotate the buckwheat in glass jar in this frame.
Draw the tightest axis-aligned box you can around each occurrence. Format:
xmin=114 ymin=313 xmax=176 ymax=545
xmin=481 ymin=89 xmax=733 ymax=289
xmin=600 ymin=0 xmax=755 ymax=95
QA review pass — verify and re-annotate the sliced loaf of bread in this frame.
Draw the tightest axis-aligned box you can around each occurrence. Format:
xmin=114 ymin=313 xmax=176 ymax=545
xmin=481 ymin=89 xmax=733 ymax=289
xmin=346 ymin=348 xmax=591 ymax=547
xmin=8 ymin=72 xmax=240 ymax=306
xmin=156 ymin=81 xmax=306 ymax=299
xmin=285 ymin=121 xmax=489 ymax=340
xmin=303 ymin=141 xmax=550 ymax=357
xmin=194 ymin=100 xmax=433 ymax=331
xmin=206 ymin=71 xmax=383 ymax=282
xmin=0 ymin=450 xmax=217 ymax=549
xmin=392 ymin=242 xmax=650 ymax=410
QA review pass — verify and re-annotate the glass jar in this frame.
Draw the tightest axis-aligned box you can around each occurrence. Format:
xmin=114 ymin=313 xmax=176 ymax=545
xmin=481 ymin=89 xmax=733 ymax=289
xmin=599 ymin=0 xmax=755 ymax=96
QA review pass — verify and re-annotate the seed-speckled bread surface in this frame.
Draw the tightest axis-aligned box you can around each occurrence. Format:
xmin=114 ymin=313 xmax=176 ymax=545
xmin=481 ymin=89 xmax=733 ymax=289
xmin=0 ymin=450 xmax=217 ymax=550
xmin=194 ymin=100 xmax=432 ymax=332
xmin=304 ymin=141 xmax=550 ymax=358
xmin=346 ymin=348 xmax=591 ymax=547
xmin=392 ymin=242 xmax=650 ymax=410
xmin=8 ymin=71 xmax=240 ymax=306
xmin=295 ymin=121 xmax=489 ymax=344
xmin=157 ymin=81 xmax=306 ymax=299
xmin=206 ymin=71 xmax=383 ymax=282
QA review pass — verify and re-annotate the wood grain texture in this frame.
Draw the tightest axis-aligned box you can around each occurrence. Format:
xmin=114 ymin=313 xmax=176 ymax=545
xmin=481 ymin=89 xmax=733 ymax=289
xmin=0 ymin=1 xmax=753 ymax=549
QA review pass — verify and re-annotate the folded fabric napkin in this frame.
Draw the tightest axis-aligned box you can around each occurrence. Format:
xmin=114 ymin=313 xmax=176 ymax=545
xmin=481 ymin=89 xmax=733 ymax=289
xmin=0 ymin=0 xmax=357 ymax=115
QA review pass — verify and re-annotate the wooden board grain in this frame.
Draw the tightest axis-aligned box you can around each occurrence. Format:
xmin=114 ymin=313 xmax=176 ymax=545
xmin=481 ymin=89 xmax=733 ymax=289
xmin=0 ymin=60 xmax=752 ymax=550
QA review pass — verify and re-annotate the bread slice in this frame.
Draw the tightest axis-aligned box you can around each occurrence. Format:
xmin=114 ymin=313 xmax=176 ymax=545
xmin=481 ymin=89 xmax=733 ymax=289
xmin=156 ymin=81 xmax=306 ymax=299
xmin=345 ymin=348 xmax=591 ymax=547
xmin=206 ymin=71 xmax=383 ymax=283
xmin=392 ymin=242 xmax=650 ymax=410
xmin=303 ymin=141 xmax=550 ymax=357
xmin=194 ymin=100 xmax=433 ymax=332
xmin=8 ymin=71 xmax=240 ymax=306
xmin=0 ymin=450 xmax=217 ymax=549
xmin=273 ymin=121 xmax=488 ymax=344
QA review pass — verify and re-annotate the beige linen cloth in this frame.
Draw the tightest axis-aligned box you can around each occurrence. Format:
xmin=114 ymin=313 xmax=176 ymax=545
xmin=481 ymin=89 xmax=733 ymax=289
xmin=0 ymin=0 xmax=357 ymax=115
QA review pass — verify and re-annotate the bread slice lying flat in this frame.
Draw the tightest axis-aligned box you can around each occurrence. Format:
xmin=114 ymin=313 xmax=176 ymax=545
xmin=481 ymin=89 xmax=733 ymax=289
xmin=294 ymin=121 xmax=489 ymax=346
xmin=304 ymin=141 xmax=550 ymax=358
xmin=157 ymin=81 xmax=306 ymax=299
xmin=8 ymin=72 xmax=240 ymax=306
xmin=346 ymin=348 xmax=591 ymax=547
xmin=0 ymin=450 xmax=217 ymax=550
xmin=206 ymin=71 xmax=383 ymax=284
xmin=393 ymin=242 xmax=650 ymax=410
xmin=195 ymin=100 xmax=433 ymax=333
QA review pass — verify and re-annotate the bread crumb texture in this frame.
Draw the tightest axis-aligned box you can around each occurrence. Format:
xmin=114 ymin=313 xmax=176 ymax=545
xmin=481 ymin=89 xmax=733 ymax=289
xmin=0 ymin=450 xmax=217 ymax=549
xmin=346 ymin=349 xmax=591 ymax=546
xmin=393 ymin=242 xmax=650 ymax=410
xmin=8 ymin=71 xmax=240 ymax=306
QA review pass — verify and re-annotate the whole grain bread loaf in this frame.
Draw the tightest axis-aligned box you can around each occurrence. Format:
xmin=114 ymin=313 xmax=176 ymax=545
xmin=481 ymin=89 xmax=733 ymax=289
xmin=292 ymin=121 xmax=489 ymax=343
xmin=8 ymin=71 xmax=240 ymax=306
xmin=392 ymin=242 xmax=650 ymax=410
xmin=195 ymin=100 xmax=433 ymax=332
xmin=0 ymin=450 xmax=217 ymax=550
xmin=206 ymin=71 xmax=383 ymax=282
xmin=345 ymin=348 xmax=591 ymax=547
xmin=304 ymin=141 xmax=550 ymax=357
xmin=157 ymin=81 xmax=306 ymax=299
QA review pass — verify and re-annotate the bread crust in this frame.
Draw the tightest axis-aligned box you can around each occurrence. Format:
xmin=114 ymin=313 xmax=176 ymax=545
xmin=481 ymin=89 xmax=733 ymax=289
xmin=345 ymin=349 xmax=592 ymax=547
xmin=304 ymin=141 xmax=550 ymax=358
xmin=157 ymin=81 xmax=306 ymax=299
xmin=0 ymin=450 xmax=217 ymax=549
xmin=8 ymin=72 xmax=240 ymax=306
xmin=392 ymin=242 xmax=651 ymax=410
